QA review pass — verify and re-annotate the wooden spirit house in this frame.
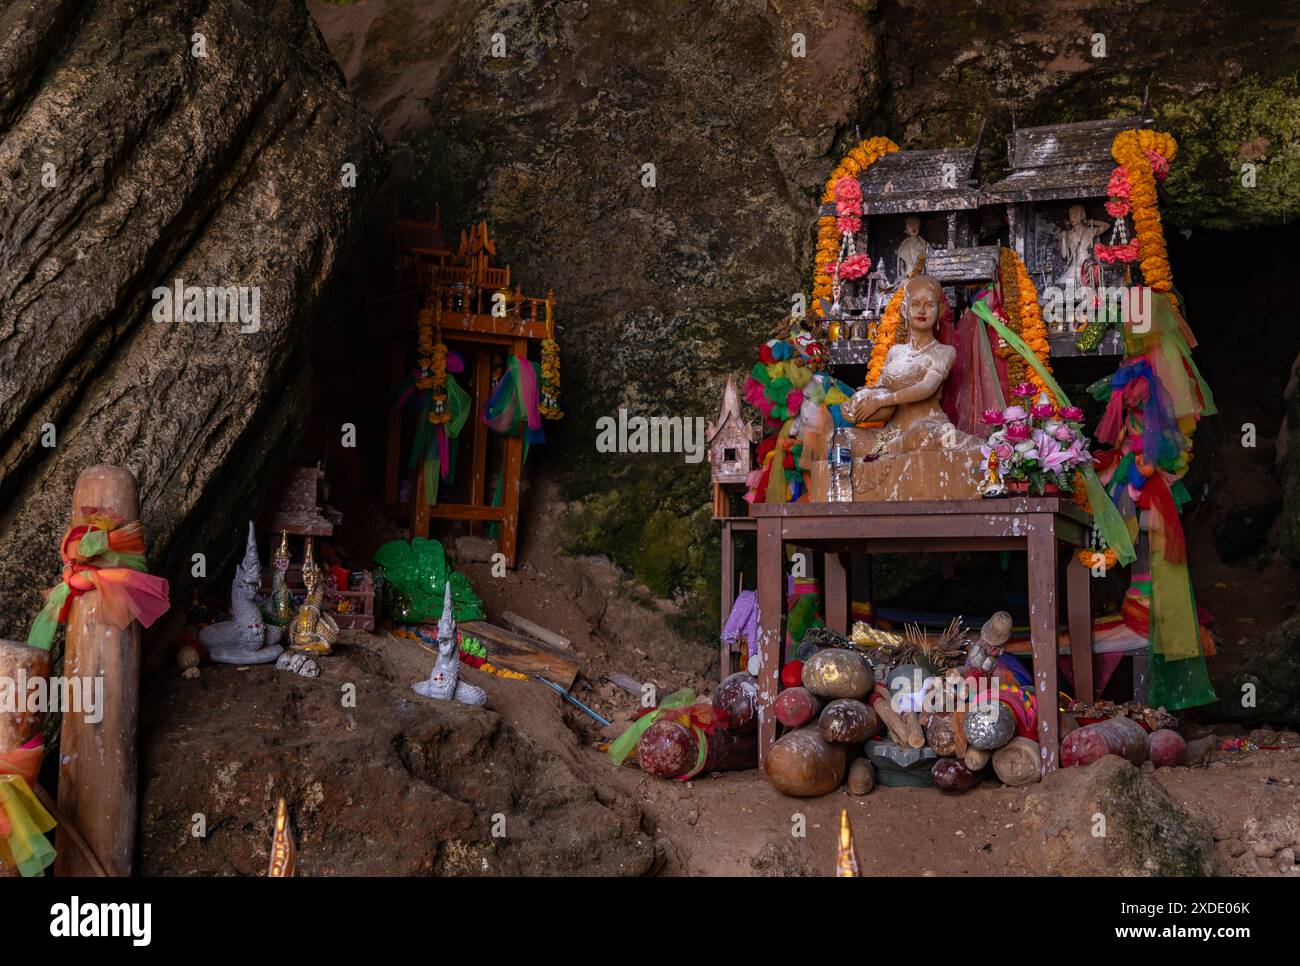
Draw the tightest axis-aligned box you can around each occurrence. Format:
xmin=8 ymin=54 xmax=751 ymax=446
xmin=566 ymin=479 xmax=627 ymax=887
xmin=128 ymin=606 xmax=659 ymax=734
xmin=980 ymin=115 xmax=1152 ymax=358
xmin=382 ymin=214 xmax=555 ymax=568
xmin=708 ymin=374 xmax=759 ymax=517
xmin=817 ymin=133 xmax=988 ymax=371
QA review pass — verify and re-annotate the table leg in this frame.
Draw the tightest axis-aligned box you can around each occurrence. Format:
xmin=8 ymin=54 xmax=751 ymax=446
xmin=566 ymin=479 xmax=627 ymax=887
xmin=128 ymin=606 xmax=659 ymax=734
xmin=1132 ymin=651 xmax=1150 ymax=704
xmin=1027 ymin=516 xmax=1060 ymax=772
xmin=756 ymin=519 xmax=783 ymax=771
xmin=720 ymin=521 xmax=735 ymax=679
xmin=1066 ymin=555 xmax=1095 ymax=703
xmin=824 ymin=551 xmax=850 ymax=635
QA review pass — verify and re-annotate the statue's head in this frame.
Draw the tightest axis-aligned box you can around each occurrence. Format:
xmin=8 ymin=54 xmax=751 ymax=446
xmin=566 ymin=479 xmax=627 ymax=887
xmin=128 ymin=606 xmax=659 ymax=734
xmin=1067 ymin=203 xmax=1086 ymax=226
xmin=301 ymin=537 xmax=320 ymax=592
xmin=904 ymin=215 xmax=922 ymax=237
xmin=437 ymin=582 xmax=456 ymax=643
xmin=236 ymin=521 xmax=260 ymax=592
xmin=273 ymin=531 xmax=290 ymax=571
xmin=903 ymin=275 xmax=944 ymax=334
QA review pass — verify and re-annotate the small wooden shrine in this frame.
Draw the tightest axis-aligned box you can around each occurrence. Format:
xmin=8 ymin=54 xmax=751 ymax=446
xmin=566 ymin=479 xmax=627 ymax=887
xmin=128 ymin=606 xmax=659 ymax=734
xmin=381 ymin=213 xmax=556 ymax=568
xmin=981 ymin=115 xmax=1153 ymax=358
xmin=816 ymin=134 xmax=986 ymax=370
xmin=707 ymin=374 xmax=759 ymax=517
xmin=259 ymin=463 xmax=376 ymax=631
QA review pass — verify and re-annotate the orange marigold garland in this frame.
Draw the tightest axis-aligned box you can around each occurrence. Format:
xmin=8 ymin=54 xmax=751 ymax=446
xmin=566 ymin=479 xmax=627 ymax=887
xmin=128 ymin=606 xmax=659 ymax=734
xmin=811 ymin=136 xmax=900 ymax=318
xmin=418 ymin=302 xmax=451 ymax=425
xmin=539 ymin=296 xmax=563 ymax=420
xmin=864 ymin=268 xmax=911 ymax=387
xmin=1110 ymin=130 xmax=1177 ymax=293
xmin=1077 ymin=547 xmax=1118 ymax=571
xmin=994 ymin=247 xmax=1054 ymax=403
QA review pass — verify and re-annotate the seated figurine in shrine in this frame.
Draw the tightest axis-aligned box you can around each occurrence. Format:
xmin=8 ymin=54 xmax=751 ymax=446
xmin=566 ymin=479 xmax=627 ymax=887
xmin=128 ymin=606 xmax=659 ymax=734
xmin=289 ymin=538 xmax=338 ymax=656
xmin=812 ymin=276 xmax=984 ymax=501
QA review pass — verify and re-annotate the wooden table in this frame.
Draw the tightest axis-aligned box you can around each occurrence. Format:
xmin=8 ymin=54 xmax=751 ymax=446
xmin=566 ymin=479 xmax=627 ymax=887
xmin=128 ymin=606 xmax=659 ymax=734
xmin=749 ymin=497 xmax=1095 ymax=775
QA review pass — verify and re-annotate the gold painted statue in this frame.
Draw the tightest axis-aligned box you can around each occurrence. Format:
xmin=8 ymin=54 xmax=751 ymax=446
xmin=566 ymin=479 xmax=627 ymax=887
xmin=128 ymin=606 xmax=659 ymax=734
xmin=268 ymin=797 xmax=296 ymax=877
xmin=263 ymin=531 xmax=294 ymax=625
xmin=811 ymin=276 xmax=984 ymax=502
xmin=290 ymin=538 xmax=338 ymax=656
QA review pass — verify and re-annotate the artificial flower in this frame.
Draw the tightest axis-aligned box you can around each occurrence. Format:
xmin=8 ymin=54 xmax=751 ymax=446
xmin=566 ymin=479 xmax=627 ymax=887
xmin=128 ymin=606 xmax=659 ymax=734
xmin=1005 ymin=422 xmax=1031 ymax=442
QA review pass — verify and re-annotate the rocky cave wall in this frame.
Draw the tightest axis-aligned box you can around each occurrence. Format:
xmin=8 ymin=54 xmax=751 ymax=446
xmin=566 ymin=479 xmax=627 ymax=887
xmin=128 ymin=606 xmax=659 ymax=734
xmin=0 ymin=0 xmax=385 ymax=640
xmin=2 ymin=0 xmax=1298 ymax=690
xmin=307 ymin=0 xmax=1300 ymax=630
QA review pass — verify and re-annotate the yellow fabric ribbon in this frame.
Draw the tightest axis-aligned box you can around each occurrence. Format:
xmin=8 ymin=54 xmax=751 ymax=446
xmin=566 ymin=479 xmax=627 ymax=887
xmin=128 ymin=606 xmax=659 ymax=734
xmin=0 ymin=776 xmax=56 ymax=877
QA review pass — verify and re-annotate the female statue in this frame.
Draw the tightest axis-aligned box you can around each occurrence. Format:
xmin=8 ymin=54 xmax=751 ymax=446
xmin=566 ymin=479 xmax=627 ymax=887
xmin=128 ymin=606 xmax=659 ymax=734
xmin=812 ymin=276 xmax=984 ymax=501
xmin=1056 ymin=203 xmax=1109 ymax=288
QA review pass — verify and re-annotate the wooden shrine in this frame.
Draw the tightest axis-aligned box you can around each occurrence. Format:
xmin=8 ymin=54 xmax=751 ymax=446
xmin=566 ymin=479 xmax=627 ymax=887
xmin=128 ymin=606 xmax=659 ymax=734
xmin=382 ymin=215 xmax=555 ymax=568
xmin=817 ymin=135 xmax=986 ymax=368
xmin=980 ymin=115 xmax=1152 ymax=358
xmin=707 ymin=374 xmax=759 ymax=517
xmin=717 ymin=113 xmax=1168 ymax=774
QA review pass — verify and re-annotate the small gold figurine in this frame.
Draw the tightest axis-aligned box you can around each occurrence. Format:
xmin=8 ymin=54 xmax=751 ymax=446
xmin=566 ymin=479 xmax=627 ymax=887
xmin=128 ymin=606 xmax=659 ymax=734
xmin=264 ymin=530 xmax=294 ymax=625
xmin=268 ymin=797 xmax=296 ymax=877
xmin=290 ymin=537 xmax=338 ymax=656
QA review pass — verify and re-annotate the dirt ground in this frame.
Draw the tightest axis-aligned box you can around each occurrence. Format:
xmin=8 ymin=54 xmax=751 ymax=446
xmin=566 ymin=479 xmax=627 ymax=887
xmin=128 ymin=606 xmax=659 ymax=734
xmin=458 ymin=487 xmax=1300 ymax=877
xmin=142 ymin=484 xmax=1300 ymax=876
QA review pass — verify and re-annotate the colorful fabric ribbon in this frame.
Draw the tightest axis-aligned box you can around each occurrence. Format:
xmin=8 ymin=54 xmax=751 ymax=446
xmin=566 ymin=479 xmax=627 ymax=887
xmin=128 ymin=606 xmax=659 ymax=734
xmin=972 ymin=300 xmax=1136 ymax=565
xmin=483 ymin=355 xmax=544 ymax=444
xmin=398 ymin=352 xmax=472 ymax=506
xmin=27 ymin=514 xmax=170 ymax=651
xmin=721 ymin=591 xmax=760 ymax=659
xmin=606 ymin=689 xmax=724 ymax=780
xmin=0 ymin=739 xmax=56 ymax=877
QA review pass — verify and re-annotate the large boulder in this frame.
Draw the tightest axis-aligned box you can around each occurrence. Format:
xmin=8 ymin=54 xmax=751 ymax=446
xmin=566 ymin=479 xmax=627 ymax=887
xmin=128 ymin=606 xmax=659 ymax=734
xmin=0 ymin=0 xmax=385 ymax=639
xmin=1207 ymin=613 xmax=1300 ymax=727
xmin=306 ymin=0 xmax=1300 ymax=610
xmin=1011 ymin=756 xmax=1219 ymax=876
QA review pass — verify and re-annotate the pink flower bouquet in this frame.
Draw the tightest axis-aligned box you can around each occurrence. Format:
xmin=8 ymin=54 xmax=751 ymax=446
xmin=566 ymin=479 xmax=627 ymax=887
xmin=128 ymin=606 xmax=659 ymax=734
xmin=979 ymin=394 xmax=1094 ymax=495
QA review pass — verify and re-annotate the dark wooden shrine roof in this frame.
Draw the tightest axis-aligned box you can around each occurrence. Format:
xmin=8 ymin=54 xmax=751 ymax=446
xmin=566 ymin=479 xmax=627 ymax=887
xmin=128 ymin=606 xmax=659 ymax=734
xmin=818 ymin=147 xmax=981 ymax=216
xmin=394 ymin=217 xmax=449 ymax=256
xmin=980 ymin=116 xmax=1151 ymax=203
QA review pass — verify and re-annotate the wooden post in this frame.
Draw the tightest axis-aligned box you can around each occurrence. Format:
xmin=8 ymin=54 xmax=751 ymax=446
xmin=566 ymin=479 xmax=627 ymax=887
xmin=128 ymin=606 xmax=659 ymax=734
xmin=0 ymin=639 xmax=51 ymax=877
xmin=1066 ymin=555 xmax=1095 ymax=703
xmin=55 ymin=464 xmax=142 ymax=877
xmin=720 ymin=519 xmax=735 ymax=678
xmin=823 ymin=551 xmax=850 ymax=635
xmin=1026 ymin=514 xmax=1060 ymax=773
xmin=0 ymin=640 xmax=50 ymax=752
xmin=755 ymin=519 xmax=783 ymax=768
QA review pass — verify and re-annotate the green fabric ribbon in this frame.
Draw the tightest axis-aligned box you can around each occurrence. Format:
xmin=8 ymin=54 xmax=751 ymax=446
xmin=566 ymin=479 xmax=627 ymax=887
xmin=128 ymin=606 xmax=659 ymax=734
xmin=27 ymin=530 xmax=151 ymax=652
xmin=409 ymin=372 xmax=471 ymax=506
xmin=607 ymin=689 xmax=696 ymax=767
xmin=973 ymin=300 xmax=1136 ymax=565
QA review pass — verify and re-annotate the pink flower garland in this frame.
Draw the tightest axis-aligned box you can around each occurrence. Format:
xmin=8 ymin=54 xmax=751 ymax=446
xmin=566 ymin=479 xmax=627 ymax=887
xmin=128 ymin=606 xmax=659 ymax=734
xmin=1096 ymin=238 xmax=1140 ymax=263
xmin=834 ymin=176 xmax=862 ymax=235
xmin=837 ymin=252 xmax=871 ymax=280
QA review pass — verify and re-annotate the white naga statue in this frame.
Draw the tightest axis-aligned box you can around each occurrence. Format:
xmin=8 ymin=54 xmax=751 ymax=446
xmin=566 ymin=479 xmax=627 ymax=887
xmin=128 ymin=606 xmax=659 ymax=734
xmin=413 ymin=583 xmax=487 ymax=706
xmin=199 ymin=523 xmax=318 ymax=677
xmin=1056 ymin=203 xmax=1110 ymax=287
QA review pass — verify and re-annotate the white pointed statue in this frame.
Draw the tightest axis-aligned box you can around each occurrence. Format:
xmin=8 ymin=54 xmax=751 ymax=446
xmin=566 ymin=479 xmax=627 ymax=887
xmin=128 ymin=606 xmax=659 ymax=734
xmin=413 ymin=583 xmax=487 ymax=706
xmin=198 ymin=522 xmax=318 ymax=676
xmin=200 ymin=522 xmax=285 ymax=664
